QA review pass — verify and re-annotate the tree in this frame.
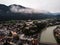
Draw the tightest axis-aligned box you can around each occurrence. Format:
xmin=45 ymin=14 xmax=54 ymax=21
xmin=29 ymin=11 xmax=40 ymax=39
xmin=22 ymin=22 xmax=47 ymax=36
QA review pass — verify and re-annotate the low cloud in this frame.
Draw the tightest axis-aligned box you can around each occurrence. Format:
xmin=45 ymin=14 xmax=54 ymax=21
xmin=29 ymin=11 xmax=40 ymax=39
xmin=10 ymin=5 xmax=43 ymax=14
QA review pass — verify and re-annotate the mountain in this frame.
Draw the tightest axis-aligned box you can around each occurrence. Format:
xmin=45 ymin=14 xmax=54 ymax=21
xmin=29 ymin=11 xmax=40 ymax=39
xmin=0 ymin=4 xmax=9 ymax=11
xmin=0 ymin=4 xmax=58 ymax=20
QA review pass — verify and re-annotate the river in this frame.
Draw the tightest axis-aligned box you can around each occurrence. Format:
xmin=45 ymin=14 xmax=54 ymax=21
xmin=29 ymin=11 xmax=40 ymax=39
xmin=40 ymin=25 xmax=58 ymax=43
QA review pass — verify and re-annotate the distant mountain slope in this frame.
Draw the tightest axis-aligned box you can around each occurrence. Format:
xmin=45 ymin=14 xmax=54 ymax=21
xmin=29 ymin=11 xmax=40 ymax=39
xmin=0 ymin=4 xmax=59 ymax=20
xmin=0 ymin=4 xmax=9 ymax=11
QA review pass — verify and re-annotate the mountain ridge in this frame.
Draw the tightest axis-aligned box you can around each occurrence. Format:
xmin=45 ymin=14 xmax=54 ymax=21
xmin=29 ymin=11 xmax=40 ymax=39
xmin=0 ymin=4 xmax=59 ymax=20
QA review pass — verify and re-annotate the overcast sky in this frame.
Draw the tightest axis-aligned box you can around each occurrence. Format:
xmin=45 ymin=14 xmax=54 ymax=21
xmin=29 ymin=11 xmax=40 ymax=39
xmin=0 ymin=0 xmax=60 ymax=13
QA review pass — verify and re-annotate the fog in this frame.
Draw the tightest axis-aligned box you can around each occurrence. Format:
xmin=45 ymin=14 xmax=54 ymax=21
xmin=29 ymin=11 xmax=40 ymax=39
xmin=0 ymin=0 xmax=60 ymax=13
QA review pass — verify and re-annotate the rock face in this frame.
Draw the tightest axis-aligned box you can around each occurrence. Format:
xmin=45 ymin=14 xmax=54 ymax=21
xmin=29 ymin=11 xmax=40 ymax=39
xmin=53 ymin=26 xmax=60 ymax=44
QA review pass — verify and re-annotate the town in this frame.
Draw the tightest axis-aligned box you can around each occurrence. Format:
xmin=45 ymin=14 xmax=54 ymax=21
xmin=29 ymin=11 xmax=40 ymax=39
xmin=0 ymin=19 xmax=60 ymax=45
